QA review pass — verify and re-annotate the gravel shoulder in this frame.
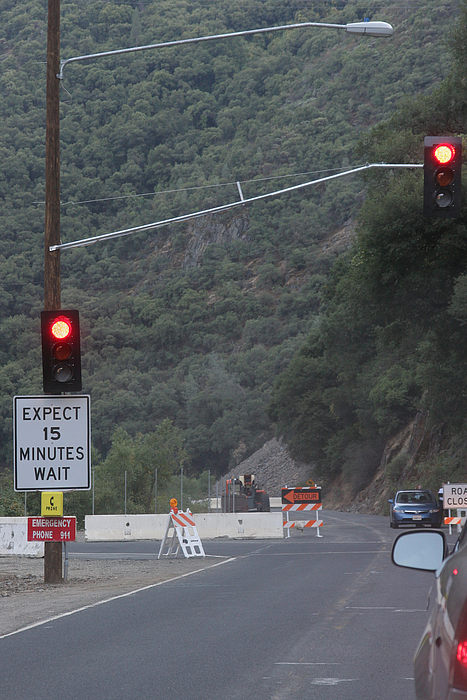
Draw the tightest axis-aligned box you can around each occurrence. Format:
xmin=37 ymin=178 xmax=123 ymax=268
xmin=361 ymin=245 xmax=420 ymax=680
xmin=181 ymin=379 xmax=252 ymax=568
xmin=0 ymin=537 xmax=225 ymax=637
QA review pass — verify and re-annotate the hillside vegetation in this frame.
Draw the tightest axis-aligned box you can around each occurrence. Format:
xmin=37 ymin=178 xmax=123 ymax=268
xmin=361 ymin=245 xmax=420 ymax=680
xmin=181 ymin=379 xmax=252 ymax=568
xmin=0 ymin=0 xmax=465 ymax=515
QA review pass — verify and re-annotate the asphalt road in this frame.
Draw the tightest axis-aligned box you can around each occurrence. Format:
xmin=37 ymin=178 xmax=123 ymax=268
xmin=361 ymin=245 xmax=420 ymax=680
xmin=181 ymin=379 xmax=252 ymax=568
xmin=1 ymin=511 xmax=458 ymax=700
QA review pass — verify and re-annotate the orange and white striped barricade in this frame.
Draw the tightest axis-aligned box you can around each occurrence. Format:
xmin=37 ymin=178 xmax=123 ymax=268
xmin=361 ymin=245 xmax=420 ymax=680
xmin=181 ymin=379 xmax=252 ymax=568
xmin=158 ymin=509 xmax=205 ymax=559
xmin=281 ymin=487 xmax=323 ymax=538
xmin=282 ymin=504 xmax=323 ymax=538
xmin=444 ymin=509 xmax=466 ymax=534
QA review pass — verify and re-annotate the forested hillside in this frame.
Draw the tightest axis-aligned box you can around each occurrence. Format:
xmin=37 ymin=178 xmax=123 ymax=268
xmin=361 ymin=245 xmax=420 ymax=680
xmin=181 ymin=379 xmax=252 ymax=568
xmin=0 ymin=0 xmax=465 ymax=514
xmin=271 ymin=0 xmax=467 ymax=493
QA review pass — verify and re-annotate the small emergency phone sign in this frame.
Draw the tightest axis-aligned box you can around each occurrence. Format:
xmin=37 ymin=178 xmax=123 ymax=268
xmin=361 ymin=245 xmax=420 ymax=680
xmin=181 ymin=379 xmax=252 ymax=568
xmin=27 ymin=516 xmax=76 ymax=542
xmin=41 ymin=491 xmax=64 ymax=516
xmin=13 ymin=395 xmax=90 ymax=491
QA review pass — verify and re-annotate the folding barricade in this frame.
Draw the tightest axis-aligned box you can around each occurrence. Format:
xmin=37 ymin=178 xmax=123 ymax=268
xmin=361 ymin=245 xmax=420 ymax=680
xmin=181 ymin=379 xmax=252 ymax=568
xmin=444 ymin=508 xmax=467 ymax=534
xmin=158 ymin=508 xmax=205 ymax=559
xmin=281 ymin=486 xmax=324 ymax=538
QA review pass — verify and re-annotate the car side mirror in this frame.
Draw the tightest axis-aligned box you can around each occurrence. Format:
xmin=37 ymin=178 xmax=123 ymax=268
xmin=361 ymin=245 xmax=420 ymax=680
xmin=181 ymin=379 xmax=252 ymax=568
xmin=388 ymin=499 xmax=393 ymax=504
xmin=392 ymin=530 xmax=446 ymax=572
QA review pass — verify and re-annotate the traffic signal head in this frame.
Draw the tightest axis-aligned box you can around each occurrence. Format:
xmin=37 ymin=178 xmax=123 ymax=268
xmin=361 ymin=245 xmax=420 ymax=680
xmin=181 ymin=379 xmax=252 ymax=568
xmin=424 ymin=136 xmax=462 ymax=218
xmin=41 ymin=310 xmax=82 ymax=393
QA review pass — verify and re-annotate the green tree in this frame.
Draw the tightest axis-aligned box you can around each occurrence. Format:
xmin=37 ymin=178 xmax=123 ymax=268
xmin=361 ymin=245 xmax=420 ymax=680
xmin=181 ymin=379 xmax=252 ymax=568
xmin=95 ymin=420 xmax=188 ymax=514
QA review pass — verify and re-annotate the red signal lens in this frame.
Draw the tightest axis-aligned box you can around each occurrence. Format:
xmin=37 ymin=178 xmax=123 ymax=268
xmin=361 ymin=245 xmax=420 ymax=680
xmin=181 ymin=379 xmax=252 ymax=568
xmin=53 ymin=343 xmax=72 ymax=361
xmin=51 ymin=317 xmax=72 ymax=340
xmin=433 ymin=144 xmax=455 ymax=165
xmin=436 ymin=168 xmax=455 ymax=187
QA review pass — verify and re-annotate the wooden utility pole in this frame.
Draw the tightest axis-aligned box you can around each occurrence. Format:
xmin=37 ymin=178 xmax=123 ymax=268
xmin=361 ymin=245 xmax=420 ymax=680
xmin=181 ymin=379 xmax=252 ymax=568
xmin=44 ymin=0 xmax=62 ymax=583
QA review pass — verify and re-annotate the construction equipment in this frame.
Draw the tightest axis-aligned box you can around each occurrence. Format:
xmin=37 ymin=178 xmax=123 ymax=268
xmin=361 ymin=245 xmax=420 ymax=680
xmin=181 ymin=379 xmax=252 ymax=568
xmin=222 ymin=474 xmax=270 ymax=513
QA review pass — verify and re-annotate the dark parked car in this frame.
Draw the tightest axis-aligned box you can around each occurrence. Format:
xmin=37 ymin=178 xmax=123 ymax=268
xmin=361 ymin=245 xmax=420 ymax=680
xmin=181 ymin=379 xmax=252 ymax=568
xmin=389 ymin=489 xmax=443 ymax=528
xmin=392 ymin=522 xmax=467 ymax=699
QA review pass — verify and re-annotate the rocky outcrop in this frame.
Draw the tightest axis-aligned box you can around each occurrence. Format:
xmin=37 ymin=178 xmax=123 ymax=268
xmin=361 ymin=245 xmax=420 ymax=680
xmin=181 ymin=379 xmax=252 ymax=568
xmin=217 ymin=413 xmax=451 ymax=515
xmin=183 ymin=214 xmax=249 ymax=268
xmin=217 ymin=437 xmax=314 ymax=496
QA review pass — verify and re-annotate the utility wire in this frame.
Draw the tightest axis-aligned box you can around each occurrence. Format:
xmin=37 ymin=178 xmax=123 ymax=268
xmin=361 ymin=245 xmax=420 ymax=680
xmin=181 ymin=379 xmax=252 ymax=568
xmin=33 ymin=165 xmax=362 ymax=207
xmin=50 ymin=162 xmax=423 ymax=252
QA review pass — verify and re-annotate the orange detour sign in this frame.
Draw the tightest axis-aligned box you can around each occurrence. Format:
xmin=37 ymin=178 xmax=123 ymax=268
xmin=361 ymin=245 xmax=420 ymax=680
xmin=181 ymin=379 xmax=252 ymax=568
xmin=281 ymin=487 xmax=321 ymax=504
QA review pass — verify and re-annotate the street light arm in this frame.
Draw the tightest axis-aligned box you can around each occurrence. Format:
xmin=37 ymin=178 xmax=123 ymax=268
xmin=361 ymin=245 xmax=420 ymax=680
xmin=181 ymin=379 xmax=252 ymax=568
xmin=58 ymin=20 xmax=393 ymax=78
xmin=50 ymin=163 xmax=420 ymax=252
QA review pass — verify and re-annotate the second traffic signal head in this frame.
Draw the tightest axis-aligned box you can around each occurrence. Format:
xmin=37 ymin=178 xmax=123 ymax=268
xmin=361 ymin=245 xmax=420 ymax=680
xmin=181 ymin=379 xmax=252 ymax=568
xmin=424 ymin=136 xmax=462 ymax=218
xmin=41 ymin=310 xmax=82 ymax=393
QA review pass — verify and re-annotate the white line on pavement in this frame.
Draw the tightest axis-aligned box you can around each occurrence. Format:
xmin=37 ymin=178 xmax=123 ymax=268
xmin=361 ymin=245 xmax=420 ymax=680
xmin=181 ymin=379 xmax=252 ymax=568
xmin=0 ymin=557 xmax=237 ymax=640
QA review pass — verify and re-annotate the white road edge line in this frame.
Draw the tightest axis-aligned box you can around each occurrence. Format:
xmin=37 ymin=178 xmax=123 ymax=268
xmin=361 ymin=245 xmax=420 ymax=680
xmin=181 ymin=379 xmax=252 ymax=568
xmin=70 ymin=553 xmax=227 ymax=559
xmin=0 ymin=557 xmax=237 ymax=640
xmin=275 ymin=662 xmax=341 ymax=665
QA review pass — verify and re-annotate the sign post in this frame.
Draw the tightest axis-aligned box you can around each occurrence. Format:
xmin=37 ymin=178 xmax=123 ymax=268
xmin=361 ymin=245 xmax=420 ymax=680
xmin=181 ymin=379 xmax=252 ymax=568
xmin=14 ymin=394 xmax=89 ymax=583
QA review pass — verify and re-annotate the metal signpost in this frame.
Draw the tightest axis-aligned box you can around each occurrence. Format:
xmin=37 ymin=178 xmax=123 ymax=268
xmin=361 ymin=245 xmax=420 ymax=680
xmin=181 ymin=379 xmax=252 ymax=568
xmin=13 ymin=395 xmax=91 ymax=492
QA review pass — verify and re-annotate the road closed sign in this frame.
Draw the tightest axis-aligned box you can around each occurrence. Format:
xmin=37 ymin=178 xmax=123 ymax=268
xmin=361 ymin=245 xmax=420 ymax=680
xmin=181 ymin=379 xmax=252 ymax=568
xmin=13 ymin=395 xmax=90 ymax=491
xmin=443 ymin=483 xmax=467 ymax=509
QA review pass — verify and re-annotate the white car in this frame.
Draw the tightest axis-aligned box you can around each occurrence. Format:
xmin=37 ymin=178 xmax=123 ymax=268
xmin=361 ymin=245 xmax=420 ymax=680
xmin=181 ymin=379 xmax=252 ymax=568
xmin=392 ymin=522 xmax=467 ymax=699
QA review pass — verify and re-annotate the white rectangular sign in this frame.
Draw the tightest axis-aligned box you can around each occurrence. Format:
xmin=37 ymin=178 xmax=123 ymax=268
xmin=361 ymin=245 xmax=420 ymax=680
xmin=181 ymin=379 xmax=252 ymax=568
xmin=443 ymin=483 xmax=467 ymax=509
xmin=13 ymin=395 xmax=91 ymax=491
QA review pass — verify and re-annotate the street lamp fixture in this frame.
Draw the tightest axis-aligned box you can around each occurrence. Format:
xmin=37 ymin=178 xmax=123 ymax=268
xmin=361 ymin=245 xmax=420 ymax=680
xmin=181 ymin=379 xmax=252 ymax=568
xmin=345 ymin=21 xmax=394 ymax=36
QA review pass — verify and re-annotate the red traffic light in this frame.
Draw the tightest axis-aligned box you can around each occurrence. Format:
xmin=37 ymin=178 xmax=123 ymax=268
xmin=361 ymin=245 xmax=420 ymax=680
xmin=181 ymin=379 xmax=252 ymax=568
xmin=433 ymin=143 xmax=455 ymax=166
xmin=41 ymin=310 xmax=82 ymax=393
xmin=424 ymin=136 xmax=462 ymax=218
xmin=50 ymin=316 xmax=72 ymax=340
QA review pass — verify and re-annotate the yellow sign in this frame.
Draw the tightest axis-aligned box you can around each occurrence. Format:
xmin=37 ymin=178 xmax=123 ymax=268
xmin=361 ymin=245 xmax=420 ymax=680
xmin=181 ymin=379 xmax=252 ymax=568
xmin=41 ymin=491 xmax=63 ymax=516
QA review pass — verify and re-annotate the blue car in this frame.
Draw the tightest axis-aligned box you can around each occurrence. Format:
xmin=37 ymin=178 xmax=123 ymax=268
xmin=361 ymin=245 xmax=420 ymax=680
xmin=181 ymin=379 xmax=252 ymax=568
xmin=389 ymin=489 xmax=442 ymax=528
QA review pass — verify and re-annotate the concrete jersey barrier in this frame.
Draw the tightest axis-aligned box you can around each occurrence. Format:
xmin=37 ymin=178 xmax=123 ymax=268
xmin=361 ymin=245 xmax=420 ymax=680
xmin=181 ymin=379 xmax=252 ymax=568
xmin=0 ymin=517 xmax=44 ymax=556
xmin=85 ymin=512 xmax=283 ymax=541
